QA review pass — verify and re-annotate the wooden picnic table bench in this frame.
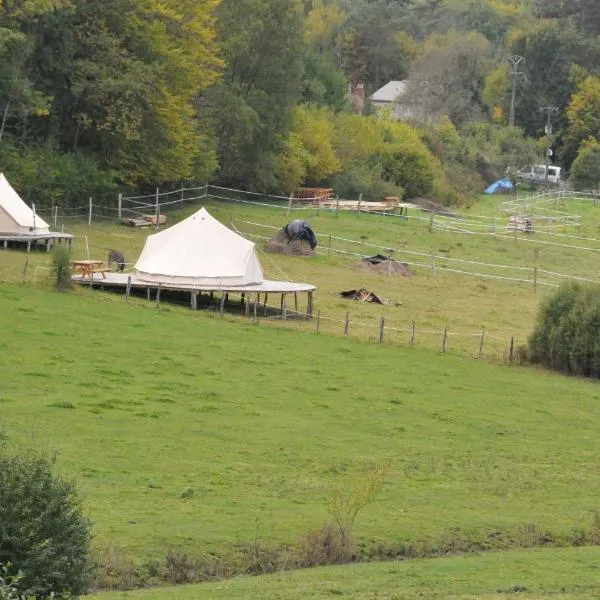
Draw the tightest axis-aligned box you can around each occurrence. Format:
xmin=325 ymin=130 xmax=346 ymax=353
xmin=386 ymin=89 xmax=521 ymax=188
xmin=71 ymin=259 xmax=109 ymax=280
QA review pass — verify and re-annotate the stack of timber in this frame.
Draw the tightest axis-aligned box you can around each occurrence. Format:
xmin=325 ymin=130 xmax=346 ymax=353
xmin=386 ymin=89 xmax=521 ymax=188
xmin=293 ymin=188 xmax=334 ymax=204
xmin=122 ymin=214 xmax=168 ymax=227
xmin=318 ymin=197 xmax=407 ymax=212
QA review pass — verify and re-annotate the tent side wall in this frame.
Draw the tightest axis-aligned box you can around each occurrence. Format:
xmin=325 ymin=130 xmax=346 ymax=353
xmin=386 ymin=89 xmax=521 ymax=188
xmin=0 ymin=205 xmax=20 ymax=234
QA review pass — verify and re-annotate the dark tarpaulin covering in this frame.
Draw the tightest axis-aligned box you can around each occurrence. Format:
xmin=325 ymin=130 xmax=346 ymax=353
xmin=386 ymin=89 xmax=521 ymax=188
xmin=284 ymin=219 xmax=318 ymax=249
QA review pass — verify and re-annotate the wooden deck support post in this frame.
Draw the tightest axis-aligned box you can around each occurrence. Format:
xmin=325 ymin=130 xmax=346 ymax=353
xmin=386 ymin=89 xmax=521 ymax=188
xmin=253 ymin=295 xmax=258 ymax=322
xmin=146 ymin=288 xmax=150 ymax=301
xmin=219 ymin=292 xmax=225 ymax=315
xmin=263 ymin=293 xmax=268 ymax=316
xmin=294 ymin=292 xmax=298 ymax=314
xmin=156 ymin=283 xmax=161 ymax=307
xmin=125 ymin=275 xmax=132 ymax=302
xmin=245 ymin=296 xmax=250 ymax=317
xmin=282 ymin=295 xmax=287 ymax=320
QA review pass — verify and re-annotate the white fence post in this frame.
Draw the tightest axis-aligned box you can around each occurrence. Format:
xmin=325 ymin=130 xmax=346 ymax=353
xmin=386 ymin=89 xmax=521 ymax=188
xmin=88 ymin=197 xmax=92 ymax=227
xmin=118 ymin=193 xmax=122 ymax=220
xmin=155 ymin=187 xmax=160 ymax=230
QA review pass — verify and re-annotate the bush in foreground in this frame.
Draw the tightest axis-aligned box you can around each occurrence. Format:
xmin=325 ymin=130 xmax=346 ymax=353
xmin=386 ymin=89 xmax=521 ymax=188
xmin=51 ymin=246 xmax=72 ymax=290
xmin=528 ymin=283 xmax=600 ymax=377
xmin=0 ymin=446 xmax=92 ymax=599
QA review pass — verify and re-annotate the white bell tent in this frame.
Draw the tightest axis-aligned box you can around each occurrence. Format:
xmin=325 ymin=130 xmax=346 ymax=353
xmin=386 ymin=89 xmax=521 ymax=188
xmin=135 ymin=207 xmax=264 ymax=287
xmin=0 ymin=173 xmax=49 ymax=235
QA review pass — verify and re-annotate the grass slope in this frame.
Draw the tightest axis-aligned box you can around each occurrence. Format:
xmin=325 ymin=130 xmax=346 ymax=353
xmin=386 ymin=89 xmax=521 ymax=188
xmin=87 ymin=547 xmax=600 ymax=599
xmin=3 ymin=194 xmax=600 ymax=358
xmin=1 ymin=285 xmax=600 ymax=562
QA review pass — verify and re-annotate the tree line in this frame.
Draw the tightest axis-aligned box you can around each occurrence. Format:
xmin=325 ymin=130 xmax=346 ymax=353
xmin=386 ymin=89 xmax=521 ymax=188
xmin=1 ymin=0 xmax=600 ymax=207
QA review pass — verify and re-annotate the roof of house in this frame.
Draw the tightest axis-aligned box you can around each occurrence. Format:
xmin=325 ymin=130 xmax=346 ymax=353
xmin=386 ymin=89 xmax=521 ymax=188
xmin=371 ymin=80 xmax=411 ymax=103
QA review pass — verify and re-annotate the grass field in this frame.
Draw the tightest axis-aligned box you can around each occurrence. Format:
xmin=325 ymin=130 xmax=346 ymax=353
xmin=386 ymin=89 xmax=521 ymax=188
xmin=86 ymin=547 xmax=600 ymax=599
xmin=2 ymin=284 xmax=600 ymax=563
xmin=3 ymin=193 xmax=600 ymax=596
xmin=4 ymin=192 xmax=600 ymax=360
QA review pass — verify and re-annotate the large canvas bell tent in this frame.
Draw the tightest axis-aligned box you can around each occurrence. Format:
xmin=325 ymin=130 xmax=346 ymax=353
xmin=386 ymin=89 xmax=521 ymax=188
xmin=135 ymin=207 xmax=264 ymax=287
xmin=0 ymin=173 xmax=49 ymax=235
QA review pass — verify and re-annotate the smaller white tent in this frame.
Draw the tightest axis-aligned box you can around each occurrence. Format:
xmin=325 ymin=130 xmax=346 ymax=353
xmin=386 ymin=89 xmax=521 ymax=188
xmin=135 ymin=207 xmax=264 ymax=287
xmin=0 ymin=173 xmax=49 ymax=235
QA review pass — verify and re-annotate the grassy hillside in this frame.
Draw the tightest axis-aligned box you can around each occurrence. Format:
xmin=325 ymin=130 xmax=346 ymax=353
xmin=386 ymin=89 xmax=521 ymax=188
xmin=2 ymin=284 xmax=600 ymax=566
xmin=86 ymin=547 xmax=600 ymax=599
xmin=4 ymin=193 xmax=600 ymax=359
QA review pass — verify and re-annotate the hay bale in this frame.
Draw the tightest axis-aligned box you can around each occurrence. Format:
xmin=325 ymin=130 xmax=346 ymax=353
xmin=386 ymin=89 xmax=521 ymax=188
xmin=353 ymin=256 xmax=412 ymax=277
xmin=265 ymin=229 xmax=315 ymax=256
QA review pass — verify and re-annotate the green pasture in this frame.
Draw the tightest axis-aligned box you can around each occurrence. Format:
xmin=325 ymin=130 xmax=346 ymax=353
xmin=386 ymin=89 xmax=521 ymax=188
xmin=4 ymin=192 xmax=600 ymax=359
xmin=87 ymin=547 xmax=600 ymax=599
xmin=2 ymin=284 xmax=600 ymax=565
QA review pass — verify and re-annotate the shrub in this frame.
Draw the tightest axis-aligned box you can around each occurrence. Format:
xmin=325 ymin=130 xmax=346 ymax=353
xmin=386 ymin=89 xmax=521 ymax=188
xmin=528 ymin=283 xmax=600 ymax=377
xmin=51 ymin=246 xmax=72 ymax=290
xmin=0 ymin=565 xmax=21 ymax=600
xmin=0 ymin=448 xmax=92 ymax=599
xmin=298 ymin=522 xmax=355 ymax=567
xmin=570 ymin=142 xmax=600 ymax=191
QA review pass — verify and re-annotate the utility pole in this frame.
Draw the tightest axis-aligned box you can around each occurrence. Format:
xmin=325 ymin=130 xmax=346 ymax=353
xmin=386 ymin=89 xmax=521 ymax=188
xmin=508 ymin=55 xmax=525 ymax=127
xmin=540 ymin=106 xmax=558 ymax=186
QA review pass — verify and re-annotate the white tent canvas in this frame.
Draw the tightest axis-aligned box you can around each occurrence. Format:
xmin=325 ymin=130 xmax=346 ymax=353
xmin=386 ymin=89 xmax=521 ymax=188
xmin=0 ymin=173 xmax=49 ymax=235
xmin=135 ymin=207 xmax=264 ymax=286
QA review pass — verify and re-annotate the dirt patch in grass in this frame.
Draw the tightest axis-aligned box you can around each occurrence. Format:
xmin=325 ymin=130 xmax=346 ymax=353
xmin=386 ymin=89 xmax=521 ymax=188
xmin=353 ymin=255 xmax=412 ymax=277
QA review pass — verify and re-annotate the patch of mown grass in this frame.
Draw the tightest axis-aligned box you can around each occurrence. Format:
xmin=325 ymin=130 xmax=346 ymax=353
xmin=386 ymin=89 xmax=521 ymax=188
xmin=84 ymin=547 xmax=600 ymax=599
xmin=2 ymin=285 xmax=600 ymax=569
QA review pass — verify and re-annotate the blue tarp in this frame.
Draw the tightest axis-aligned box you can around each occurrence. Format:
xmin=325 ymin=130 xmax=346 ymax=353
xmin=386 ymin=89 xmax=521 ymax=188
xmin=484 ymin=179 xmax=514 ymax=195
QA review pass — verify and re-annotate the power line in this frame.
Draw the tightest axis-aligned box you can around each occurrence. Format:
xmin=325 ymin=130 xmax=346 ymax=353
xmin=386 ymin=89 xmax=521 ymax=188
xmin=508 ymin=55 xmax=525 ymax=127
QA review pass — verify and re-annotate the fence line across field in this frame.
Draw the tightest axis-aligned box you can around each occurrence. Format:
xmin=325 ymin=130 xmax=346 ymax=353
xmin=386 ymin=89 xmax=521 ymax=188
xmin=233 ymin=218 xmax=598 ymax=291
xmin=69 ymin=275 xmax=518 ymax=361
xmin=41 ymin=182 xmax=600 ymax=293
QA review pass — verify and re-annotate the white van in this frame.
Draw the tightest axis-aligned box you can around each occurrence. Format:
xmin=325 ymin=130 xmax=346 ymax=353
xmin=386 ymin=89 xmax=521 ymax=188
xmin=517 ymin=164 xmax=562 ymax=185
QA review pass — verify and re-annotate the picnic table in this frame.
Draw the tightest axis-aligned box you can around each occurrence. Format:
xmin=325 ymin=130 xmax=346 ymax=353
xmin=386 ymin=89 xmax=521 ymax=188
xmin=71 ymin=259 xmax=108 ymax=280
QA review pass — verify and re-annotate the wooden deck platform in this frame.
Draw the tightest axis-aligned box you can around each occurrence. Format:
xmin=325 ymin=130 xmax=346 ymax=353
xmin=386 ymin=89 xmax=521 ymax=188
xmin=0 ymin=231 xmax=73 ymax=252
xmin=72 ymin=272 xmax=316 ymax=318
